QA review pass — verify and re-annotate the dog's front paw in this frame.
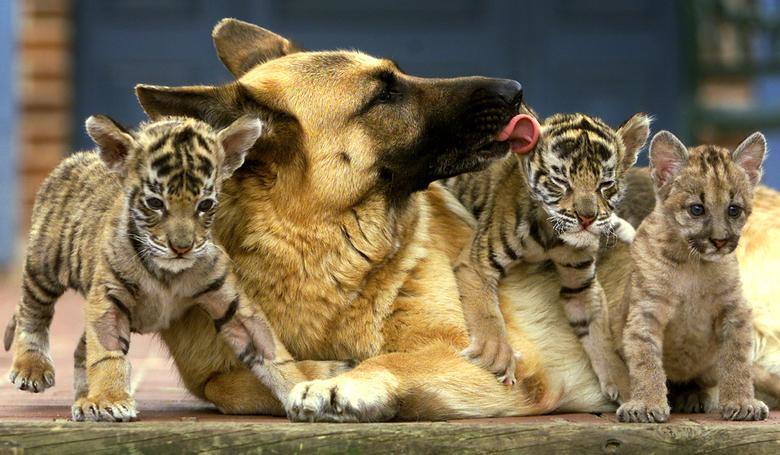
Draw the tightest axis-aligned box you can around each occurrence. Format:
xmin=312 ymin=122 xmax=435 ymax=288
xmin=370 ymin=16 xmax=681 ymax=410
xmin=286 ymin=375 xmax=397 ymax=422
xmin=9 ymin=350 xmax=55 ymax=393
xmin=617 ymin=400 xmax=670 ymax=423
xmin=72 ymin=396 xmax=137 ymax=422
xmin=461 ymin=334 xmax=520 ymax=386
xmin=721 ymin=398 xmax=769 ymax=421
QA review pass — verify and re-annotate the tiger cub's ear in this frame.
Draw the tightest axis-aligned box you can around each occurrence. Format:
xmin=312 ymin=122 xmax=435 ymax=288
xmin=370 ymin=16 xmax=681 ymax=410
xmin=732 ymin=132 xmax=767 ymax=188
xmin=85 ymin=115 xmax=136 ymax=174
xmin=649 ymin=130 xmax=689 ymax=190
xmin=217 ymin=115 xmax=265 ymax=178
xmin=617 ymin=113 xmax=651 ymax=171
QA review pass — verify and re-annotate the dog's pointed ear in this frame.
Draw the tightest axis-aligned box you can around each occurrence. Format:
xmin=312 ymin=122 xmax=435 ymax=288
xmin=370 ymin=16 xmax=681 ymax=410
xmin=213 ymin=18 xmax=302 ymax=77
xmin=135 ymin=83 xmax=249 ymax=127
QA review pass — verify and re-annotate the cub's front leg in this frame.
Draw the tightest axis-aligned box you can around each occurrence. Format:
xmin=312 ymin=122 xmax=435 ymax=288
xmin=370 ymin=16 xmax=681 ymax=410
xmin=616 ymin=286 xmax=671 ymax=423
xmin=717 ymin=297 xmax=769 ymax=421
xmin=72 ymin=286 xmax=136 ymax=422
xmin=455 ymin=236 xmax=519 ymax=386
xmin=552 ymin=253 xmax=629 ymax=403
xmin=196 ymin=272 xmax=298 ymax=404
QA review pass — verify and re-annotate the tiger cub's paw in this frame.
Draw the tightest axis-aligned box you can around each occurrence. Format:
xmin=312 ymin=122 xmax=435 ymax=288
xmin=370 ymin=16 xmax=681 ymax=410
xmin=615 ymin=220 xmax=636 ymax=244
xmin=72 ymin=395 xmax=138 ymax=422
xmin=9 ymin=350 xmax=55 ymax=393
xmin=461 ymin=333 xmax=520 ymax=386
xmin=721 ymin=398 xmax=769 ymax=421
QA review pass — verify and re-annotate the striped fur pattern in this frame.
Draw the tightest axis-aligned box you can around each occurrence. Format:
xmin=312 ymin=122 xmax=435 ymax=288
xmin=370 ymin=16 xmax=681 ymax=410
xmin=444 ymin=112 xmax=650 ymax=402
xmin=616 ymin=131 xmax=770 ymax=422
xmin=2 ymin=115 xmax=299 ymax=422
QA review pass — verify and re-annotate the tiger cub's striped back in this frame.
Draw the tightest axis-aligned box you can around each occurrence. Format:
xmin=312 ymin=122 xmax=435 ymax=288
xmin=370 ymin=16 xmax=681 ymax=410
xmin=444 ymin=112 xmax=650 ymax=403
xmin=4 ymin=115 xmax=310 ymax=422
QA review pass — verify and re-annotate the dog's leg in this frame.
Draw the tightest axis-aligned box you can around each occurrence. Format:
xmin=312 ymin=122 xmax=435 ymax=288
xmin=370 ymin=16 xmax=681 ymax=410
xmin=286 ymin=339 xmax=557 ymax=422
xmin=161 ymin=306 xmax=353 ymax=415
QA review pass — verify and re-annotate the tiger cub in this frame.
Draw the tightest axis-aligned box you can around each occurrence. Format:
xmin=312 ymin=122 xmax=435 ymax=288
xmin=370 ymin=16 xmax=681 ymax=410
xmin=616 ymin=131 xmax=769 ymax=423
xmin=4 ymin=115 xmax=290 ymax=422
xmin=445 ymin=112 xmax=650 ymax=402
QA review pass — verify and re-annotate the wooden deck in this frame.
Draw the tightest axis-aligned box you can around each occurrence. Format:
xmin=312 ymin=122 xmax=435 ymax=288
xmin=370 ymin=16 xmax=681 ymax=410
xmin=1 ymin=274 xmax=780 ymax=453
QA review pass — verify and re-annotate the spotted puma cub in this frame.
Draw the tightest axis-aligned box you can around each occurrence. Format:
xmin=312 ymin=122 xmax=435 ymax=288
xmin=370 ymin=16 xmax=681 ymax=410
xmin=4 ymin=115 xmax=295 ymax=421
xmin=616 ymin=131 xmax=769 ymax=423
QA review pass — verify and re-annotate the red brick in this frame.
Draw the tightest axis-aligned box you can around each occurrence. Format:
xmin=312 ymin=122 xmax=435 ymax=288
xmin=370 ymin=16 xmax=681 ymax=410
xmin=20 ymin=78 xmax=72 ymax=109
xmin=20 ymin=15 xmax=71 ymax=47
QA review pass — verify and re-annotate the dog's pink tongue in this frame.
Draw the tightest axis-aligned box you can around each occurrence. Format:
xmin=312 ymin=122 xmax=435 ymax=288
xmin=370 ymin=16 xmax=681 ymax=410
xmin=497 ymin=114 xmax=540 ymax=154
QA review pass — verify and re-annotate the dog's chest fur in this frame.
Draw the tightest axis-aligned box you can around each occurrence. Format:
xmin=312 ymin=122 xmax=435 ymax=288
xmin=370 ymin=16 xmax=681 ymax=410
xmin=221 ymin=190 xmax=426 ymax=361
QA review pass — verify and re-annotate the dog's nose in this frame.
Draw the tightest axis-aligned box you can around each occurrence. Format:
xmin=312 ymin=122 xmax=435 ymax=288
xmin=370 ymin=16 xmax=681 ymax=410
xmin=169 ymin=239 xmax=194 ymax=255
xmin=710 ymin=238 xmax=728 ymax=249
xmin=494 ymin=79 xmax=523 ymax=108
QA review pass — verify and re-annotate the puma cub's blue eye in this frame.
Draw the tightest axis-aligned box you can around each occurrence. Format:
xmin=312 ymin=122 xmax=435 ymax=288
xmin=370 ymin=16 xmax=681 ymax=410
xmin=689 ymin=204 xmax=705 ymax=216
xmin=728 ymin=205 xmax=742 ymax=218
xmin=145 ymin=197 xmax=164 ymax=210
xmin=197 ymin=199 xmax=215 ymax=212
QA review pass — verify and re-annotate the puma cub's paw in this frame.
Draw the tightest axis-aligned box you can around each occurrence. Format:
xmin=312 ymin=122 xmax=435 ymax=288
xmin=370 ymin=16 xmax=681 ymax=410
xmin=600 ymin=372 xmax=631 ymax=403
xmin=671 ymin=387 xmax=718 ymax=413
xmin=461 ymin=334 xmax=520 ymax=386
xmin=9 ymin=350 xmax=55 ymax=393
xmin=600 ymin=382 xmax=622 ymax=404
xmin=72 ymin=395 xmax=137 ymax=422
xmin=286 ymin=375 xmax=398 ymax=423
xmin=721 ymin=398 xmax=769 ymax=421
xmin=616 ymin=400 xmax=670 ymax=423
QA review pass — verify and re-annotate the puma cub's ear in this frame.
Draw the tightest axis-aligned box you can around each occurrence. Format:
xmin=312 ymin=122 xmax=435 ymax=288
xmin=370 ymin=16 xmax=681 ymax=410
xmin=212 ymin=18 xmax=302 ymax=77
xmin=218 ymin=115 xmax=265 ymax=177
xmin=617 ymin=113 xmax=652 ymax=171
xmin=649 ymin=130 xmax=689 ymax=189
xmin=732 ymin=132 xmax=767 ymax=188
xmin=85 ymin=115 xmax=136 ymax=173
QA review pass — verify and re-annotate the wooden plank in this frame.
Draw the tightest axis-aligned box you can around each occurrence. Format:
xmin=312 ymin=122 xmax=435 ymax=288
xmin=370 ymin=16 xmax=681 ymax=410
xmin=0 ymin=421 xmax=779 ymax=454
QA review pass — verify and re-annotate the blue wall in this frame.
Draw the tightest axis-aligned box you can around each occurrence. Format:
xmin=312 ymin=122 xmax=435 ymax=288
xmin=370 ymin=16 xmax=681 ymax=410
xmin=72 ymin=0 xmax=683 ymax=161
xmin=0 ymin=1 xmax=16 ymax=266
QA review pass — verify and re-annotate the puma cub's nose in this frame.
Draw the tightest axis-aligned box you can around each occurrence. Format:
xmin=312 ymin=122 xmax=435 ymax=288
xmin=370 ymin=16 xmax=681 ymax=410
xmin=711 ymin=238 xmax=728 ymax=249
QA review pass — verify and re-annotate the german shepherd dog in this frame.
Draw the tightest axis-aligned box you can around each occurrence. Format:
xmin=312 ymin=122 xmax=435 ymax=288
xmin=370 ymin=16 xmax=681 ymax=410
xmin=137 ymin=19 xmax=780 ymax=421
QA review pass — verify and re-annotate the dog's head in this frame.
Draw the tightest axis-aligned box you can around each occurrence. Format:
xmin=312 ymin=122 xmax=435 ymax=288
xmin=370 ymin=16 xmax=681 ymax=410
xmin=136 ymin=19 xmax=538 ymax=210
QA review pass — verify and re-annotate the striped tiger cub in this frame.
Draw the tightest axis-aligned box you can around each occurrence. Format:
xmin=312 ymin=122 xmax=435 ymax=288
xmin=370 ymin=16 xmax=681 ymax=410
xmin=444 ymin=112 xmax=650 ymax=402
xmin=3 ymin=115 xmax=290 ymax=422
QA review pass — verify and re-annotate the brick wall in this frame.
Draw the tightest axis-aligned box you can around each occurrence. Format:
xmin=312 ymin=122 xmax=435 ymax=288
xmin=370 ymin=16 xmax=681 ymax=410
xmin=18 ymin=0 xmax=72 ymax=230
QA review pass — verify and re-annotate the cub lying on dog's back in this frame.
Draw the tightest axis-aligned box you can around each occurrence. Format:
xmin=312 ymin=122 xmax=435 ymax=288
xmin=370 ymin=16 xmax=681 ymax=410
xmin=444 ymin=112 xmax=649 ymax=402
xmin=4 ymin=115 xmax=301 ymax=422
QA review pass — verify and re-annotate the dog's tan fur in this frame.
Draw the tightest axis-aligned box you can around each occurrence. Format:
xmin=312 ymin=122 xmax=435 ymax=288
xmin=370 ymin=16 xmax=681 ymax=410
xmin=134 ymin=19 xmax=780 ymax=421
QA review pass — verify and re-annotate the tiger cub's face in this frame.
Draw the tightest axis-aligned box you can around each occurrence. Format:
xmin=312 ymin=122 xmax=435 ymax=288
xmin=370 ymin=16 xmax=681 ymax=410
xmin=522 ymin=113 xmax=650 ymax=246
xmin=649 ymin=130 xmax=766 ymax=261
xmin=86 ymin=115 xmax=263 ymax=273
